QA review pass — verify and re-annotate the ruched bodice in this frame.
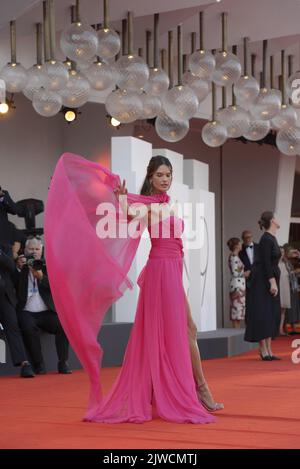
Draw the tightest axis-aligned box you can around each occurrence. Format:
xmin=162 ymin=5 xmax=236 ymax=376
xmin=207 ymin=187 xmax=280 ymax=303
xmin=148 ymin=215 xmax=184 ymax=259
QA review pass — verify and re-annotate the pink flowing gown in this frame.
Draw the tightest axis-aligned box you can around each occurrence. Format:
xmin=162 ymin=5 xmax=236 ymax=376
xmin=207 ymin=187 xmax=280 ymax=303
xmin=44 ymin=153 xmax=215 ymax=424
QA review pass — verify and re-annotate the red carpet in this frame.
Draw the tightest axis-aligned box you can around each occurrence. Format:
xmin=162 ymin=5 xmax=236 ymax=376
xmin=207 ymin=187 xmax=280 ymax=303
xmin=1 ymin=337 xmax=300 ymax=449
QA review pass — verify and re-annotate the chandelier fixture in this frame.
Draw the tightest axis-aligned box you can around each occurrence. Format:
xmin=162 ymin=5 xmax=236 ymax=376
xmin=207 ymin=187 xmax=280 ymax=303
xmin=1 ymin=2 xmax=300 ymax=153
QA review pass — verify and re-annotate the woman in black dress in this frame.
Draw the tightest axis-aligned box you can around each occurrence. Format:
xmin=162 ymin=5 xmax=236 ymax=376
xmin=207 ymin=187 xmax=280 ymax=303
xmin=244 ymin=211 xmax=281 ymax=360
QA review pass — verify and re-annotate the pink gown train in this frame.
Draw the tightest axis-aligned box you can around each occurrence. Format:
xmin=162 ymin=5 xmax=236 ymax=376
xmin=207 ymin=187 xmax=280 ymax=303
xmin=44 ymin=153 xmax=215 ymax=424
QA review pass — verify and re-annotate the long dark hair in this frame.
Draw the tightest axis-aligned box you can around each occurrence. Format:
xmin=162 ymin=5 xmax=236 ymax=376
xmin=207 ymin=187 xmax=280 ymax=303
xmin=140 ymin=155 xmax=173 ymax=195
xmin=258 ymin=211 xmax=274 ymax=230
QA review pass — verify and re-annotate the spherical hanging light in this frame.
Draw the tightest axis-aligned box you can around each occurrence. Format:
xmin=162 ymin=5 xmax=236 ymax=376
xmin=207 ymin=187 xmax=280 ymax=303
xmin=0 ymin=20 xmax=28 ymax=93
xmin=162 ymin=25 xmax=199 ymax=121
xmin=188 ymin=12 xmax=215 ymax=80
xmin=23 ymin=24 xmax=46 ymax=100
xmin=163 ymin=85 xmax=199 ymax=121
xmin=75 ymin=57 xmax=95 ymax=71
xmin=212 ymin=13 xmax=241 ymax=87
xmin=96 ymin=0 xmax=120 ymax=59
xmin=212 ymin=51 xmax=242 ymax=87
xmin=0 ymin=63 xmax=28 ymax=93
xmin=116 ymin=54 xmax=149 ymax=92
xmin=42 ymin=60 xmax=69 ymax=91
xmin=140 ymin=92 xmax=161 ymax=119
xmin=202 ymin=120 xmax=228 ymax=147
xmin=189 ymin=50 xmax=216 ymax=80
xmin=242 ymin=117 xmax=270 ymax=141
xmin=232 ymin=38 xmax=260 ymax=108
xmin=271 ymin=105 xmax=297 ymax=130
xmin=271 ymin=50 xmax=297 ymax=130
xmin=41 ymin=1 xmax=69 ymax=92
xmin=85 ymin=59 xmax=116 ymax=91
xmin=143 ymin=14 xmax=169 ymax=97
xmin=217 ymin=105 xmax=250 ymax=138
xmin=97 ymin=28 xmax=120 ymax=59
xmin=23 ymin=64 xmax=47 ymax=100
xmin=155 ymin=112 xmax=189 ymax=142
xmin=201 ymin=81 xmax=228 ymax=147
xmin=276 ymin=126 xmax=300 ymax=155
xmin=59 ymin=68 xmax=90 ymax=108
xmin=250 ymin=87 xmax=281 ymax=121
xmin=32 ymin=87 xmax=62 ymax=117
xmin=105 ymin=88 xmax=143 ymax=123
xmin=115 ymin=11 xmax=149 ymax=91
xmin=60 ymin=13 xmax=98 ymax=63
xmin=182 ymin=71 xmax=210 ymax=103
xmin=144 ymin=68 xmax=169 ymax=96
xmin=234 ymin=75 xmax=260 ymax=107
xmin=250 ymin=41 xmax=281 ymax=121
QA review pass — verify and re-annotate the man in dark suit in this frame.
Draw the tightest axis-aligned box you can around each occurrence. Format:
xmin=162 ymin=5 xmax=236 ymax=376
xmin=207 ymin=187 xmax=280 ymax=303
xmin=0 ymin=243 xmax=34 ymax=377
xmin=239 ymin=230 xmax=260 ymax=324
xmin=16 ymin=236 xmax=71 ymax=374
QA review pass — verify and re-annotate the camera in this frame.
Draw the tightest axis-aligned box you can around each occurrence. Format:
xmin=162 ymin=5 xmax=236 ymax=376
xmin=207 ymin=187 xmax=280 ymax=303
xmin=25 ymin=255 xmax=45 ymax=271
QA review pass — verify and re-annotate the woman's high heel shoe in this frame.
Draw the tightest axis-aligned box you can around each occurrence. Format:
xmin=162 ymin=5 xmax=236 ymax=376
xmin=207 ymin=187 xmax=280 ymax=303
xmin=259 ymin=351 xmax=272 ymax=361
xmin=196 ymin=382 xmax=224 ymax=412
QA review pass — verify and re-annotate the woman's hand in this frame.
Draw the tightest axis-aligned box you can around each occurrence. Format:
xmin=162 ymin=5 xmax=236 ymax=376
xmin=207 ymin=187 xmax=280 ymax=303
xmin=114 ymin=179 xmax=127 ymax=199
xmin=244 ymin=270 xmax=251 ymax=279
xmin=269 ymin=278 xmax=278 ymax=296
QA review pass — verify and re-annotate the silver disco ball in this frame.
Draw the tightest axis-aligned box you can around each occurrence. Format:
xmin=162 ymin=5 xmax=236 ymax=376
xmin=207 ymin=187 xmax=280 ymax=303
xmin=217 ymin=105 xmax=250 ymax=138
xmin=23 ymin=64 xmax=47 ymax=100
xmin=276 ymin=126 xmax=300 ymax=156
xmin=116 ymin=54 xmax=149 ymax=91
xmin=42 ymin=60 xmax=69 ymax=91
xmin=105 ymin=88 xmax=143 ymax=123
xmin=0 ymin=63 xmax=28 ymax=92
xmin=97 ymin=27 xmax=121 ymax=59
xmin=188 ymin=50 xmax=216 ymax=80
xmin=140 ymin=93 xmax=161 ymax=119
xmin=163 ymin=85 xmax=199 ymax=121
xmin=250 ymin=88 xmax=281 ymax=121
xmin=212 ymin=51 xmax=242 ymax=87
xmin=182 ymin=71 xmax=210 ymax=103
xmin=60 ymin=22 xmax=98 ymax=62
xmin=202 ymin=120 xmax=228 ymax=147
xmin=59 ymin=70 xmax=90 ymax=108
xmin=32 ymin=88 xmax=62 ymax=117
xmin=271 ymin=105 xmax=297 ymax=131
xmin=286 ymin=70 xmax=300 ymax=108
xmin=155 ymin=112 xmax=189 ymax=142
xmin=233 ymin=75 xmax=260 ymax=108
xmin=242 ymin=117 xmax=270 ymax=141
xmin=143 ymin=68 xmax=170 ymax=96
xmin=85 ymin=60 xmax=116 ymax=91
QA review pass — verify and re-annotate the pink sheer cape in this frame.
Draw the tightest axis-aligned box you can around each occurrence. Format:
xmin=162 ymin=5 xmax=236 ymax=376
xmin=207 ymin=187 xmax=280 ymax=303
xmin=44 ymin=153 xmax=171 ymax=418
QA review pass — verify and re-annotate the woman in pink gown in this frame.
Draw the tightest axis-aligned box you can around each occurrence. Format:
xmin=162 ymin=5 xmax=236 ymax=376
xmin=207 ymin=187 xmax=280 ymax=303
xmin=44 ymin=153 xmax=223 ymax=424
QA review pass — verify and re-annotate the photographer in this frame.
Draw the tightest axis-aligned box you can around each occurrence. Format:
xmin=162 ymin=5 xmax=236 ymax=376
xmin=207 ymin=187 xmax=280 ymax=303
xmin=0 ymin=240 xmax=34 ymax=378
xmin=0 ymin=186 xmax=18 ymax=222
xmin=16 ymin=236 xmax=71 ymax=374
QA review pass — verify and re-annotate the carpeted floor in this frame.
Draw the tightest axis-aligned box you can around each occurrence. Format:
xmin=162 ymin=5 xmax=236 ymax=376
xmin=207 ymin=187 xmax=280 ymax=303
xmin=0 ymin=336 xmax=299 ymax=449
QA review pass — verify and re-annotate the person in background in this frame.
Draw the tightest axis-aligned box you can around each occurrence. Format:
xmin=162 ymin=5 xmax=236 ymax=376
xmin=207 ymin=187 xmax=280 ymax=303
xmin=0 ymin=187 xmax=18 ymax=232
xmin=227 ymin=237 xmax=246 ymax=329
xmin=16 ymin=236 xmax=71 ymax=375
xmin=0 ymin=238 xmax=34 ymax=378
xmin=278 ymin=247 xmax=291 ymax=336
xmin=283 ymin=245 xmax=300 ymax=334
xmin=244 ymin=211 xmax=281 ymax=361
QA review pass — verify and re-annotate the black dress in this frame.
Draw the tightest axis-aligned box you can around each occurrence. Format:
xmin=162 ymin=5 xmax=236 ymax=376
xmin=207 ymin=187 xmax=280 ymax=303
xmin=244 ymin=232 xmax=281 ymax=342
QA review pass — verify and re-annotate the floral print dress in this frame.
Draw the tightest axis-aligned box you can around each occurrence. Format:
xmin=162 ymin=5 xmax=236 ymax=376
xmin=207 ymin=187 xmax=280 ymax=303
xmin=228 ymin=254 xmax=246 ymax=321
